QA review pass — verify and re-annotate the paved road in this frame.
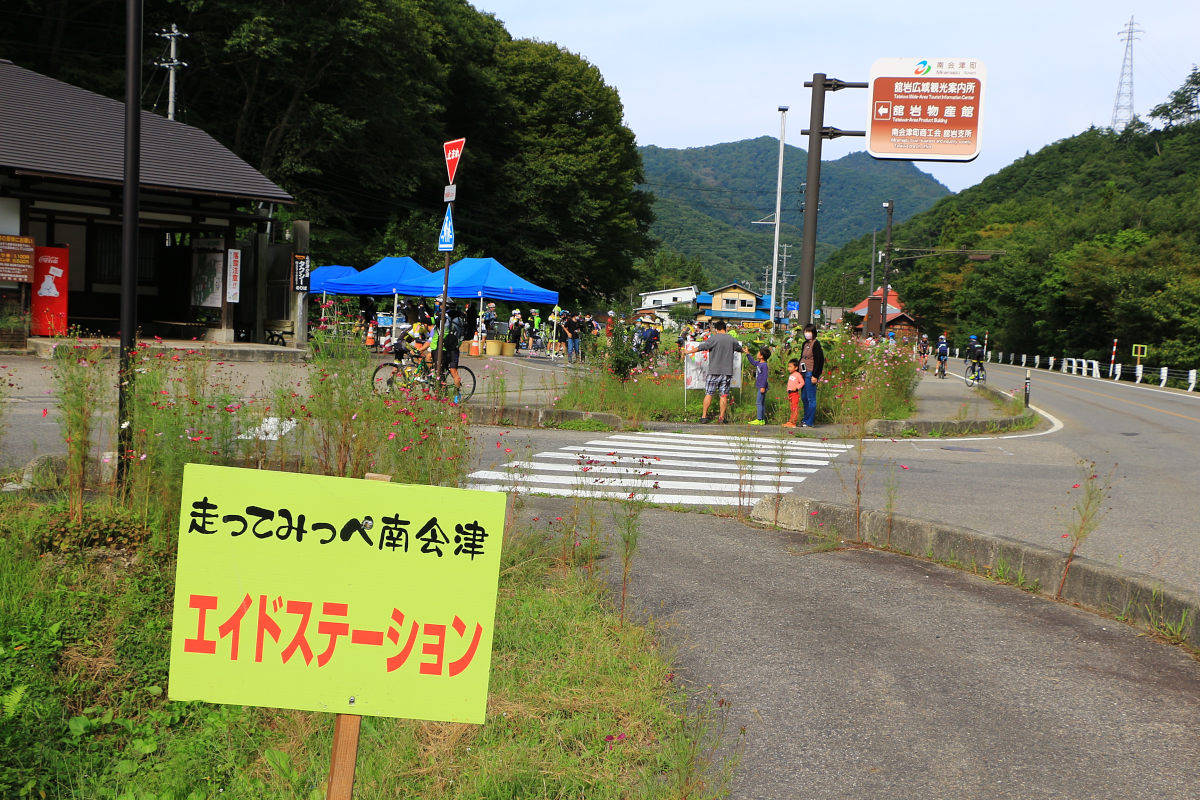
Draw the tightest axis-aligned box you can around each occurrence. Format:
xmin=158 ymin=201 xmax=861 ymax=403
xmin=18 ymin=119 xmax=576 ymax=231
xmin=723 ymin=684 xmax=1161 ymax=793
xmin=466 ymin=429 xmax=853 ymax=507
xmin=800 ymin=362 xmax=1200 ymax=594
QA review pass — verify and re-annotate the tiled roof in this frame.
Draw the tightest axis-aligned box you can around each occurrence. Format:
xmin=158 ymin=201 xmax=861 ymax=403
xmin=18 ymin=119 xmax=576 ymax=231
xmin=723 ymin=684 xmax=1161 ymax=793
xmin=0 ymin=59 xmax=292 ymax=203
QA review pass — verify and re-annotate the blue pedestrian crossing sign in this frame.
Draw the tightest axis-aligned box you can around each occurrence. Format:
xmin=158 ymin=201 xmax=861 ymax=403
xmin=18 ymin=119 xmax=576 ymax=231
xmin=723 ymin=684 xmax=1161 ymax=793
xmin=438 ymin=205 xmax=455 ymax=252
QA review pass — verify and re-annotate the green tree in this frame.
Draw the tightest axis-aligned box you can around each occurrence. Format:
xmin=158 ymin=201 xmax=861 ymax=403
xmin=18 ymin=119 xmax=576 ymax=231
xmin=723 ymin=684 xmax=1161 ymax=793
xmin=476 ymin=38 xmax=653 ymax=299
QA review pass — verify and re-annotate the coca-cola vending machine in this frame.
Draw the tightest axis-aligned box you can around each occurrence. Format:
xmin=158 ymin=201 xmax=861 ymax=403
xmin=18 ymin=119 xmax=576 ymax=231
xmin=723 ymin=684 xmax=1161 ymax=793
xmin=32 ymin=246 xmax=69 ymax=336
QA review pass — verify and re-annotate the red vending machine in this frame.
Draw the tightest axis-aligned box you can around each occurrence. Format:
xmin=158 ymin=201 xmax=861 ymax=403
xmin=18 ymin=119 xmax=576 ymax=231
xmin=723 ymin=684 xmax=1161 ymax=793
xmin=31 ymin=246 xmax=69 ymax=336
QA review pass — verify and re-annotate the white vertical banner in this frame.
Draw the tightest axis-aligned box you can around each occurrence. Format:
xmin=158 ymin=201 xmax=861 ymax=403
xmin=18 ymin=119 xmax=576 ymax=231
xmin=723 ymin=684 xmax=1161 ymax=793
xmin=684 ymin=351 xmax=742 ymax=389
xmin=226 ymin=249 xmax=241 ymax=303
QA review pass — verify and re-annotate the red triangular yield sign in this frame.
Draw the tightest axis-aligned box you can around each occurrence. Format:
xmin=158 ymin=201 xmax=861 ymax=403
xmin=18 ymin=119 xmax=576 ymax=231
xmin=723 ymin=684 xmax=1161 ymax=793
xmin=444 ymin=138 xmax=466 ymax=185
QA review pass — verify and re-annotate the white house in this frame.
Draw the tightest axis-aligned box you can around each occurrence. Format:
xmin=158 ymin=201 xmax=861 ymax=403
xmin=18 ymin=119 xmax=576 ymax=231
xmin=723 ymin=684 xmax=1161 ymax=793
xmin=636 ymin=285 xmax=698 ymax=327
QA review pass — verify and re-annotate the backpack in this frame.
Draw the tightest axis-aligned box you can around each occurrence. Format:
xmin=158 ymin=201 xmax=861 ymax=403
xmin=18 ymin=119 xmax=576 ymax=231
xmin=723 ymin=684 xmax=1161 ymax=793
xmin=442 ymin=316 xmax=465 ymax=350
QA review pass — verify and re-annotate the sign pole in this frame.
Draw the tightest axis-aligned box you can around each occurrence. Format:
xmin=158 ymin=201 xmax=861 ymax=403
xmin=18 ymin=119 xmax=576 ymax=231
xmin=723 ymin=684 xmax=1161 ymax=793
xmin=324 ymin=472 xmax=392 ymax=800
xmin=436 ymin=138 xmax=465 ymax=380
xmin=326 ymin=713 xmax=363 ymax=800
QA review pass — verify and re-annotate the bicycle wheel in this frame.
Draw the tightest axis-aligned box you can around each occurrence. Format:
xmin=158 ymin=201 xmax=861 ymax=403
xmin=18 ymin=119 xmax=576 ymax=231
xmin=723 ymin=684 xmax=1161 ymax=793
xmin=977 ymin=365 xmax=987 ymax=384
xmin=965 ymin=364 xmax=977 ymax=387
xmin=454 ymin=366 xmax=476 ymax=402
xmin=372 ymin=362 xmax=402 ymax=394
xmin=265 ymin=331 xmax=285 ymax=347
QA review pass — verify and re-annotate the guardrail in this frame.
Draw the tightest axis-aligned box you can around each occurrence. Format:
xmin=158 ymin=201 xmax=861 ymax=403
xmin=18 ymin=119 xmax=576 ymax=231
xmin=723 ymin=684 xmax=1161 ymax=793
xmin=983 ymin=349 xmax=1198 ymax=392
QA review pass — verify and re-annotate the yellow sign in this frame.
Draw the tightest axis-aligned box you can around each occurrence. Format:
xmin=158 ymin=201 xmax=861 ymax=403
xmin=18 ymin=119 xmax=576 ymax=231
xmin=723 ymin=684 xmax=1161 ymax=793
xmin=168 ymin=464 xmax=506 ymax=724
xmin=1132 ymin=344 xmax=1148 ymax=357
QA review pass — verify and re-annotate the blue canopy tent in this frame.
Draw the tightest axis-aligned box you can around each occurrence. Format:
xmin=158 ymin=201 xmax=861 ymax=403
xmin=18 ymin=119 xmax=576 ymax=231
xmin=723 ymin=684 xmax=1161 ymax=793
xmin=308 ymin=264 xmax=358 ymax=293
xmin=321 ymin=256 xmax=428 ymax=295
xmin=405 ymin=257 xmax=558 ymax=305
xmin=320 ymin=257 xmax=430 ymax=339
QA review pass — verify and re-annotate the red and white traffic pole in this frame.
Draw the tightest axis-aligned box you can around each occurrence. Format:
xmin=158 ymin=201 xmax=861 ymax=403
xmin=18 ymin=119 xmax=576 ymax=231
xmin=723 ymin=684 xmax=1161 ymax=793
xmin=1109 ymin=338 xmax=1118 ymax=378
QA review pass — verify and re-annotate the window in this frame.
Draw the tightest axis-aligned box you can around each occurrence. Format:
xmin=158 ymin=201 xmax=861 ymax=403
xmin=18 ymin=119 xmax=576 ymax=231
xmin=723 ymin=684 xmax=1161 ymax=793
xmin=740 ymin=298 xmax=754 ymax=308
xmin=723 ymin=298 xmax=737 ymax=310
xmin=653 ymin=299 xmax=661 ymax=306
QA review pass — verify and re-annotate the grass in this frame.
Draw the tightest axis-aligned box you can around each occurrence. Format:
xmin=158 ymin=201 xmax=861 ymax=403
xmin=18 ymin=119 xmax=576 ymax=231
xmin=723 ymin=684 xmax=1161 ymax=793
xmin=553 ymin=325 xmax=919 ymax=427
xmin=0 ymin=490 xmax=736 ymax=799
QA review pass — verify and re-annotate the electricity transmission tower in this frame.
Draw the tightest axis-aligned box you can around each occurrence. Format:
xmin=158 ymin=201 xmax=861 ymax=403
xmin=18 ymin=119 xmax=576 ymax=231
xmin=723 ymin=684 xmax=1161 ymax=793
xmin=1111 ymin=16 xmax=1142 ymax=131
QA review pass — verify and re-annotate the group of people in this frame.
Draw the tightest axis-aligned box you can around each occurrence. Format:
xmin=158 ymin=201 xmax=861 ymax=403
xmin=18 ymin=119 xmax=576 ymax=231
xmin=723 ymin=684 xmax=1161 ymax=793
xmin=914 ymin=332 xmax=985 ymax=378
xmin=688 ymin=321 xmax=823 ymax=428
xmin=483 ymin=305 xmax=604 ymax=363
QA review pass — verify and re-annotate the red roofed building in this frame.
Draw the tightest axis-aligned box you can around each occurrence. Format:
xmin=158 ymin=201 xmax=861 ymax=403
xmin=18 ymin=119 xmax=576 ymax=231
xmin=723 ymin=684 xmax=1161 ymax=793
xmin=849 ymin=286 xmax=918 ymax=341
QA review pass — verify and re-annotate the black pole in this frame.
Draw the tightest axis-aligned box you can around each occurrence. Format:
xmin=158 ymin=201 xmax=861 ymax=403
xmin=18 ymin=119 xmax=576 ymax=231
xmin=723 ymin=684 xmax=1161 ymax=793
xmin=117 ymin=0 xmax=142 ymax=485
xmin=797 ymin=73 xmax=826 ymax=327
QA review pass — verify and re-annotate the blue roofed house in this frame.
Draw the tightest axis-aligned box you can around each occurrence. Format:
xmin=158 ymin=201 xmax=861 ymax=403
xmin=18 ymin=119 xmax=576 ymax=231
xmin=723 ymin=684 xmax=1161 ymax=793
xmin=695 ymin=283 xmax=776 ymax=329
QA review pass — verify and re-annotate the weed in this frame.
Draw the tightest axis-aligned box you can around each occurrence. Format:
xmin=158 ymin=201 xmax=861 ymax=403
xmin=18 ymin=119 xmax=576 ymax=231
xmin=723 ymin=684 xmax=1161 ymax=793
xmin=1143 ymin=586 xmax=1194 ymax=645
xmin=1056 ymin=460 xmax=1116 ymax=600
xmin=549 ymin=417 xmax=613 ymax=432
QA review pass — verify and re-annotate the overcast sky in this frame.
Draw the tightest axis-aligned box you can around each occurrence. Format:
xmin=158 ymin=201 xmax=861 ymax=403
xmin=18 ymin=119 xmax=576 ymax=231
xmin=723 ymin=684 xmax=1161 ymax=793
xmin=475 ymin=0 xmax=1199 ymax=193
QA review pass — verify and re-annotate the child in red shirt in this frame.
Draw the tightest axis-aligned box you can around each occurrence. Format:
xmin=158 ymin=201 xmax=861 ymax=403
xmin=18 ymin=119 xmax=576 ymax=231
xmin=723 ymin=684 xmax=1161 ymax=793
xmin=783 ymin=358 xmax=802 ymax=427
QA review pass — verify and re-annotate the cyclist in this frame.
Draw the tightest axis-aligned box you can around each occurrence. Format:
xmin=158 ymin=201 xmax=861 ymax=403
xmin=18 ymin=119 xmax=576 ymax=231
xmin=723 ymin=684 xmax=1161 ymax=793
xmin=917 ymin=333 xmax=931 ymax=371
xmin=935 ymin=334 xmax=949 ymax=378
xmin=965 ymin=334 xmax=986 ymax=382
xmin=429 ymin=310 xmax=466 ymax=401
xmin=393 ymin=321 xmax=429 ymax=364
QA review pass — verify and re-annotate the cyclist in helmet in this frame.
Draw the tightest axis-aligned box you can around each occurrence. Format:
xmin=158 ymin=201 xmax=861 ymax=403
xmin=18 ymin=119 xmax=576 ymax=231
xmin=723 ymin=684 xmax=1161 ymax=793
xmin=935 ymin=334 xmax=950 ymax=378
xmin=965 ymin=334 xmax=986 ymax=376
xmin=917 ymin=333 xmax=931 ymax=372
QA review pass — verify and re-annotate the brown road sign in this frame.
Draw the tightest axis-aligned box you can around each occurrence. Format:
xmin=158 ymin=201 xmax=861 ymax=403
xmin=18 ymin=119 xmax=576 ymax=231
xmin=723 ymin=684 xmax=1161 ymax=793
xmin=868 ymin=58 xmax=985 ymax=162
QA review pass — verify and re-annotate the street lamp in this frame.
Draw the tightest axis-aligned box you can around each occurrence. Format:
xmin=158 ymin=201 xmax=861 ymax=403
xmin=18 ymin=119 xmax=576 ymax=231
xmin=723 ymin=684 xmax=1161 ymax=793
xmin=770 ymin=106 xmax=788 ymax=331
xmin=880 ymin=200 xmax=894 ymax=337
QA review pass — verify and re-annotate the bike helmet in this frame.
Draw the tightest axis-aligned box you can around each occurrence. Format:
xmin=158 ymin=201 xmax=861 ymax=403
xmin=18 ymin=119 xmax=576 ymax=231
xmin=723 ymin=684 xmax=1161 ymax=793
xmin=921 ymin=333 xmax=928 ymax=339
xmin=938 ymin=335 xmax=946 ymax=341
xmin=969 ymin=334 xmax=978 ymax=341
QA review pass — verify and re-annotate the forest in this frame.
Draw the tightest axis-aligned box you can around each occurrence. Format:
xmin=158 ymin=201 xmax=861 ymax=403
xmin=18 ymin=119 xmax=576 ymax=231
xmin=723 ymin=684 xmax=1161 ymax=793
xmin=2 ymin=0 xmax=655 ymax=305
xmin=817 ymin=68 xmax=1200 ymax=367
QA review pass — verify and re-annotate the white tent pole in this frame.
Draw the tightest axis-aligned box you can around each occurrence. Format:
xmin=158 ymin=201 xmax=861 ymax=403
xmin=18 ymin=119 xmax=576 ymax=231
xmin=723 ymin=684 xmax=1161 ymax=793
xmin=392 ymin=292 xmax=399 ymax=343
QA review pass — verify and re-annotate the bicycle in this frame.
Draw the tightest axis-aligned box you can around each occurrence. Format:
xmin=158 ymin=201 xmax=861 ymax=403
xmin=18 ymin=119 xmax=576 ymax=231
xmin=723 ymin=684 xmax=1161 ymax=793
xmin=964 ymin=360 xmax=986 ymax=387
xmin=372 ymin=350 xmax=476 ymax=402
xmin=935 ymin=356 xmax=947 ymax=379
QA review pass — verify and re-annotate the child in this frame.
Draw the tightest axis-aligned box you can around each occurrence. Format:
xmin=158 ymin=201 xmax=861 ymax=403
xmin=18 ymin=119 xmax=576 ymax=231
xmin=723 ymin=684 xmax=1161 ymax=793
xmin=750 ymin=347 xmax=771 ymax=425
xmin=782 ymin=358 xmax=802 ymax=428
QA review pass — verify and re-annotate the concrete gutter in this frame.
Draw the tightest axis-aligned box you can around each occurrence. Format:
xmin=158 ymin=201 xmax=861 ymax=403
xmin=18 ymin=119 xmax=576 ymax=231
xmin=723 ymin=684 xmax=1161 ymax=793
xmin=752 ymin=494 xmax=1200 ymax=650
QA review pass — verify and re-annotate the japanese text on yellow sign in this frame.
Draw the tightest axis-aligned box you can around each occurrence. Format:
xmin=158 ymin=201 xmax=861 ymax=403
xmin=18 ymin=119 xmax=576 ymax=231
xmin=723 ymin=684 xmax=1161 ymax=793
xmin=168 ymin=464 xmax=507 ymax=724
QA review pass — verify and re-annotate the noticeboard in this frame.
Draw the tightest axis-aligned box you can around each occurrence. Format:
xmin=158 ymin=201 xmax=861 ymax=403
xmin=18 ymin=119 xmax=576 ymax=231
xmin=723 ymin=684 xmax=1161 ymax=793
xmin=168 ymin=465 xmax=507 ymax=724
xmin=293 ymin=254 xmax=311 ymax=292
xmin=868 ymin=58 xmax=985 ymax=162
xmin=0 ymin=234 xmax=36 ymax=283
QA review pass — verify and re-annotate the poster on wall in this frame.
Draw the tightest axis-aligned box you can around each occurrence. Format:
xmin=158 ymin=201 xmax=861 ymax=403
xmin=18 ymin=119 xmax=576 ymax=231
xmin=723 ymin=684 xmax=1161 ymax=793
xmin=226 ymin=249 xmax=241 ymax=303
xmin=192 ymin=239 xmax=224 ymax=308
xmin=0 ymin=234 xmax=35 ymax=283
xmin=31 ymin=246 xmax=69 ymax=336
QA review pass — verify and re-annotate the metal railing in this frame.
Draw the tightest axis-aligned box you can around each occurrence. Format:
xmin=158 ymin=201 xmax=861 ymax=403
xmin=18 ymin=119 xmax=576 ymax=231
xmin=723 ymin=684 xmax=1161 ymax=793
xmin=986 ymin=350 xmax=1197 ymax=393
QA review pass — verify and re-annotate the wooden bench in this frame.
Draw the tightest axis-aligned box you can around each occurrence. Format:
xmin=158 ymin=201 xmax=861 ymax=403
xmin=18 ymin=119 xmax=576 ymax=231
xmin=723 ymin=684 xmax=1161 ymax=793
xmin=264 ymin=319 xmax=295 ymax=347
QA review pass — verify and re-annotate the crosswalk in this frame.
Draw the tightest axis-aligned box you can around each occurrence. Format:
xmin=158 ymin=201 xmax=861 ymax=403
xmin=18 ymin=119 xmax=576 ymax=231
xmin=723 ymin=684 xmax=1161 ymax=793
xmin=466 ymin=431 xmax=854 ymax=507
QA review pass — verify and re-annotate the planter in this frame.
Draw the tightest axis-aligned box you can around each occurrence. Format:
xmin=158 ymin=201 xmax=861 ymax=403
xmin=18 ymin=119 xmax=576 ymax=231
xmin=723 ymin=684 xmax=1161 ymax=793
xmin=501 ymin=342 xmax=516 ymax=357
xmin=0 ymin=328 xmax=28 ymax=349
xmin=485 ymin=340 xmax=503 ymax=356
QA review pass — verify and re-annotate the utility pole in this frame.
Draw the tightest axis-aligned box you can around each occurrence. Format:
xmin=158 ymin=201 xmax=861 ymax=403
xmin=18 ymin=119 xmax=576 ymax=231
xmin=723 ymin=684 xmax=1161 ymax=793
xmin=117 ymin=0 xmax=143 ymax=486
xmin=155 ymin=24 xmax=188 ymax=121
xmin=880 ymin=200 xmax=894 ymax=337
xmin=769 ymin=106 xmax=788 ymax=333
xmin=799 ymin=74 xmax=867 ymax=325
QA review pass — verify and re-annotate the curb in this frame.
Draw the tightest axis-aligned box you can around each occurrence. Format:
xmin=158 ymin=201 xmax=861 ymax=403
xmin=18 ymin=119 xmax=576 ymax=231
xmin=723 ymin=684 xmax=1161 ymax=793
xmin=752 ymin=494 xmax=1199 ymax=650
xmin=26 ymin=338 xmax=307 ymax=363
xmin=463 ymin=404 xmax=623 ymax=429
